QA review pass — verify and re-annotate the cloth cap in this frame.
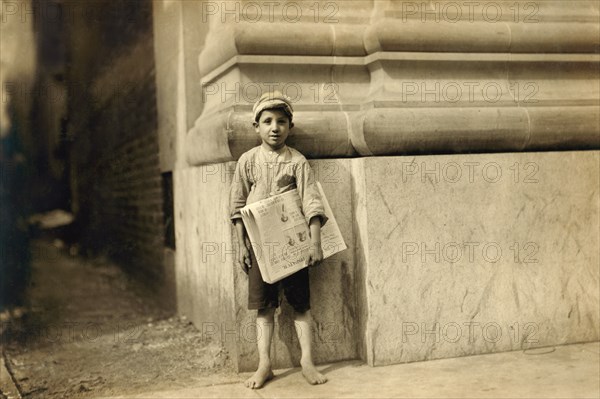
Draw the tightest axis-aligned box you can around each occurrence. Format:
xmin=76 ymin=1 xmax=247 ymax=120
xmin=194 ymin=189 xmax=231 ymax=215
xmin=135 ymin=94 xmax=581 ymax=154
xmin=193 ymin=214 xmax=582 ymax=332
xmin=252 ymin=91 xmax=294 ymax=122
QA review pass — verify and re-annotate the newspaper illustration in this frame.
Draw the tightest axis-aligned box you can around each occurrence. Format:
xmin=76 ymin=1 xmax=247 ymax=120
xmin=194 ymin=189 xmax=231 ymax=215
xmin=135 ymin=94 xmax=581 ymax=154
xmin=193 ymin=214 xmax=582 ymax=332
xmin=240 ymin=182 xmax=347 ymax=284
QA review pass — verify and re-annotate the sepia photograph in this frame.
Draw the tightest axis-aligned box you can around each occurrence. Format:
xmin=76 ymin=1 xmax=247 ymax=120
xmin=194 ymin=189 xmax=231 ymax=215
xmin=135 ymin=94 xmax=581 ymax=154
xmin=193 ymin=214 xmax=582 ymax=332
xmin=1 ymin=0 xmax=598 ymax=398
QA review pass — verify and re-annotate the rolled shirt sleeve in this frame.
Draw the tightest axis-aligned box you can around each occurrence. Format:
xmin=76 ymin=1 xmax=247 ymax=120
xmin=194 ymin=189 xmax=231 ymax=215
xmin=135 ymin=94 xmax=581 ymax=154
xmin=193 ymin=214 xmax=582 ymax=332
xmin=296 ymin=159 xmax=328 ymax=227
xmin=229 ymin=154 xmax=251 ymax=223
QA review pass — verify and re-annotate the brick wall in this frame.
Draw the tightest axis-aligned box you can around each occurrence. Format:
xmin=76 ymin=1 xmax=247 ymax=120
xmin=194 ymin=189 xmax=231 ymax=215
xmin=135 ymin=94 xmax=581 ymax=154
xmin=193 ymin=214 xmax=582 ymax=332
xmin=66 ymin=0 xmax=171 ymax=303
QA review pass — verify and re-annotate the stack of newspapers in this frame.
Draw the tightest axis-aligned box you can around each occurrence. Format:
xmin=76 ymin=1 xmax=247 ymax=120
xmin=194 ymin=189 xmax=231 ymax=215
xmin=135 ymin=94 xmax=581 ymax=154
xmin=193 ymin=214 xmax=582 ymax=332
xmin=240 ymin=183 xmax=347 ymax=283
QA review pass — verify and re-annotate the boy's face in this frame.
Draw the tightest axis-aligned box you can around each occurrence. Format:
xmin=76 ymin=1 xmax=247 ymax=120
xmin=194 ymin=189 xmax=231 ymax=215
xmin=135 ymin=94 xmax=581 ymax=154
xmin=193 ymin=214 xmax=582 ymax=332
xmin=254 ymin=108 xmax=292 ymax=151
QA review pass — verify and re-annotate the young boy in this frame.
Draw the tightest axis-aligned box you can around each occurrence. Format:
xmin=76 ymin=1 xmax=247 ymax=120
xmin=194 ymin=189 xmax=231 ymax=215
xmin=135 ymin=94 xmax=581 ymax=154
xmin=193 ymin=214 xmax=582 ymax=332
xmin=229 ymin=91 xmax=328 ymax=389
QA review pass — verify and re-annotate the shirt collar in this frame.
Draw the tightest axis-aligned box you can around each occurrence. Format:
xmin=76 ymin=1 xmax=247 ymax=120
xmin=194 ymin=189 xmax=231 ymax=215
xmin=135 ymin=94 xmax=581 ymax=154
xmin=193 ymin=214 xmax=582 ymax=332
xmin=260 ymin=144 xmax=288 ymax=157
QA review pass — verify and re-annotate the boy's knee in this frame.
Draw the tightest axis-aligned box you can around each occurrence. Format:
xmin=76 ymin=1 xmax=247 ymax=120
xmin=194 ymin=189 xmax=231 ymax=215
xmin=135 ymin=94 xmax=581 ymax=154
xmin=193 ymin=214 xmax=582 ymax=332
xmin=291 ymin=300 xmax=311 ymax=315
xmin=257 ymin=307 xmax=276 ymax=318
xmin=293 ymin=307 xmax=311 ymax=318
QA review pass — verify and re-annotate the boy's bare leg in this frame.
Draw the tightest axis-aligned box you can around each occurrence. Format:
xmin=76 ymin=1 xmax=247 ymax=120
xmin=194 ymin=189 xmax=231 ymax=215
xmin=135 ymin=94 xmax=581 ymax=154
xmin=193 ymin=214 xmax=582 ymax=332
xmin=245 ymin=307 xmax=275 ymax=389
xmin=294 ymin=310 xmax=327 ymax=385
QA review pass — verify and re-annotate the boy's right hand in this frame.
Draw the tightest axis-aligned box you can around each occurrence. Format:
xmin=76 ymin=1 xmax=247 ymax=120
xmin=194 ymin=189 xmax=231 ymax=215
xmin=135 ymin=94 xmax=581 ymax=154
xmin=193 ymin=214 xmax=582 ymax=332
xmin=238 ymin=241 xmax=252 ymax=274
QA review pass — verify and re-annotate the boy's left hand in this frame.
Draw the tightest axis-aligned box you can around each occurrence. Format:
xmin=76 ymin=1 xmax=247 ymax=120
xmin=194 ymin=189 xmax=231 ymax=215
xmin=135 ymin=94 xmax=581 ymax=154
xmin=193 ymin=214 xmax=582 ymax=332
xmin=307 ymin=242 xmax=323 ymax=267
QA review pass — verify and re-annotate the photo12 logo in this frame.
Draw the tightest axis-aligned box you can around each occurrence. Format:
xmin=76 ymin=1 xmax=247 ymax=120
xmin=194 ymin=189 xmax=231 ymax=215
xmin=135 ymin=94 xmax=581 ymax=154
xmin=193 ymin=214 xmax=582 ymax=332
xmin=401 ymin=241 xmax=540 ymax=264
xmin=401 ymin=321 xmax=540 ymax=344
xmin=201 ymin=1 xmax=339 ymax=23
xmin=400 ymin=81 xmax=539 ymax=104
xmin=2 ymin=81 xmax=137 ymax=106
xmin=200 ymin=320 xmax=341 ymax=344
xmin=202 ymin=82 xmax=340 ymax=104
xmin=198 ymin=161 xmax=342 ymax=185
xmin=399 ymin=1 xmax=540 ymax=23
xmin=401 ymin=161 xmax=540 ymax=184
xmin=1 ymin=1 xmax=138 ymax=24
xmin=0 ymin=321 xmax=145 ymax=344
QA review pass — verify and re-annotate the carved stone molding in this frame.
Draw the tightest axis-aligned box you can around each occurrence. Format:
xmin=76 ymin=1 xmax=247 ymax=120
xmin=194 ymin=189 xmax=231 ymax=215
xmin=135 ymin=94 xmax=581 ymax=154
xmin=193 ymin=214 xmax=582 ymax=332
xmin=187 ymin=1 xmax=600 ymax=165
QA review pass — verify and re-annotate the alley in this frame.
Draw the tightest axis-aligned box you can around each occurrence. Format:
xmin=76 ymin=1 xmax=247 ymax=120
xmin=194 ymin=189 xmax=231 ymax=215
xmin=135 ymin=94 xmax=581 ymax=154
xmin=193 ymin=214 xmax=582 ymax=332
xmin=1 ymin=240 xmax=232 ymax=398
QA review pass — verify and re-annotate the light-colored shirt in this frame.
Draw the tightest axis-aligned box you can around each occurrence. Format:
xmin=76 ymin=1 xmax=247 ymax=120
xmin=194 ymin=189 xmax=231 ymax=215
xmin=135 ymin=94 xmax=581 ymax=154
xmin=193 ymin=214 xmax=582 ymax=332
xmin=229 ymin=145 xmax=327 ymax=226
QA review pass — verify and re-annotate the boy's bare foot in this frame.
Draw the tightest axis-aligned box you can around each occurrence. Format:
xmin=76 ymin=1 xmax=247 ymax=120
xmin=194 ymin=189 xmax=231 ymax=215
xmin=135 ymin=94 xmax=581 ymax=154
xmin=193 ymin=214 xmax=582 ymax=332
xmin=244 ymin=365 xmax=274 ymax=389
xmin=301 ymin=361 xmax=327 ymax=385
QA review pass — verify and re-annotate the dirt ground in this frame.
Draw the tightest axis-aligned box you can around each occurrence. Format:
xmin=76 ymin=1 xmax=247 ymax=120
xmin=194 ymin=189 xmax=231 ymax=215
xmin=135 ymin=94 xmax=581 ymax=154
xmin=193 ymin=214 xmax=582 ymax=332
xmin=1 ymin=240 xmax=235 ymax=398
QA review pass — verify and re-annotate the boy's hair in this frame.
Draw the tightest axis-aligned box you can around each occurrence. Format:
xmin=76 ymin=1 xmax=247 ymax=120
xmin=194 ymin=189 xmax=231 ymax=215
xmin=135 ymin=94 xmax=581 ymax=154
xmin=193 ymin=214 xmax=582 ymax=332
xmin=253 ymin=91 xmax=294 ymax=123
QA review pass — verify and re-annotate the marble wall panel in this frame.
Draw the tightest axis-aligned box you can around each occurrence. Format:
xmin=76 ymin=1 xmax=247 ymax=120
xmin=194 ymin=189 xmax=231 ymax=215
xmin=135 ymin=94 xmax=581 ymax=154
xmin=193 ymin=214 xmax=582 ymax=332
xmin=173 ymin=166 xmax=238 ymax=359
xmin=358 ymin=151 xmax=599 ymax=366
